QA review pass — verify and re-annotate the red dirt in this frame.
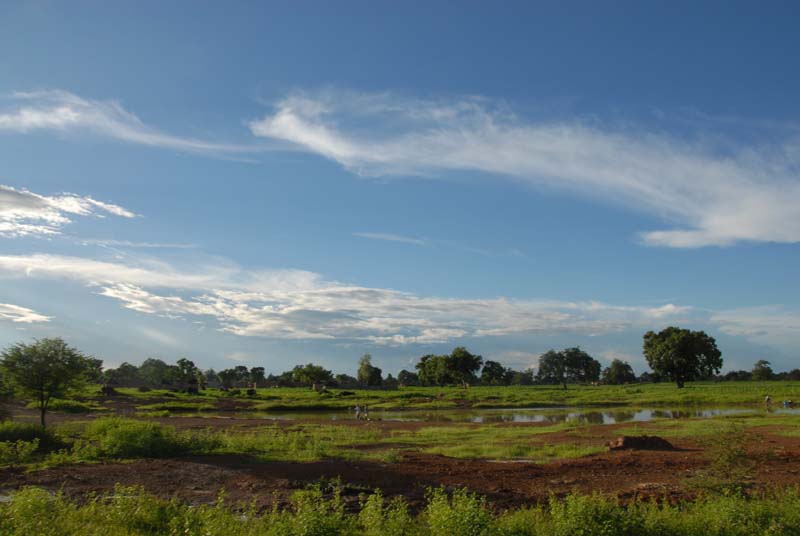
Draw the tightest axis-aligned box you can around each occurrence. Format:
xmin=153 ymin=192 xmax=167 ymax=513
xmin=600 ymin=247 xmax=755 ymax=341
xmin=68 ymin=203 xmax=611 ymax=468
xmin=4 ymin=406 xmax=800 ymax=510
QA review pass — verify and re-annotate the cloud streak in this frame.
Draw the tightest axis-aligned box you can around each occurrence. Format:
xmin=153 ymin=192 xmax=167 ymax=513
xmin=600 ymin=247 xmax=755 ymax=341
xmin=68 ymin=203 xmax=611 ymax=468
xmin=0 ymin=184 xmax=136 ymax=238
xmin=251 ymin=90 xmax=800 ymax=248
xmin=353 ymin=232 xmax=429 ymax=246
xmin=0 ymin=252 xmax=691 ymax=344
xmin=0 ymin=303 xmax=51 ymax=323
xmin=0 ymin=90 xmax=261 ymax=156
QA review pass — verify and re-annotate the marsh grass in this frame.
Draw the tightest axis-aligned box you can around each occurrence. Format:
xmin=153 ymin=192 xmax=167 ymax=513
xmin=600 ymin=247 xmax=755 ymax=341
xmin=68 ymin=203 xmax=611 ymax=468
xmin=2 ymin=485 xmax=800 ymax=536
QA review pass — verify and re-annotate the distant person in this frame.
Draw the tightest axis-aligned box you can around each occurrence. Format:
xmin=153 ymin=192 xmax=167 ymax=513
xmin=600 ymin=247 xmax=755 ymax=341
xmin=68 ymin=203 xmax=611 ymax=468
xmin=354 ymin=405 xmax=361 ymax=420
xmin=364 ymin=404 xmax=370 ymax=420
xmin=765 ymin=395 xmax=772 ymax=407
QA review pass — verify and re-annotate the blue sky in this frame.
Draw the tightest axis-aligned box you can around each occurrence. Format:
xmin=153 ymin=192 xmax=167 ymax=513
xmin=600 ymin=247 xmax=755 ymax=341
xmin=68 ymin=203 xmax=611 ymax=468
xmin=1 ymin=1 xmax=798 ymax=375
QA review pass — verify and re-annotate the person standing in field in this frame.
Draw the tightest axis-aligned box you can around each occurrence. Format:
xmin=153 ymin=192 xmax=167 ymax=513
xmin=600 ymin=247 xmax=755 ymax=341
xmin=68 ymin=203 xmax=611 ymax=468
xmin=364 ymin=404 xmax=370 ymax=421
xmin=354 ymin=405 xmax=361 ymax=420
xmin=765 ymin=395 xmax=772 ymax=407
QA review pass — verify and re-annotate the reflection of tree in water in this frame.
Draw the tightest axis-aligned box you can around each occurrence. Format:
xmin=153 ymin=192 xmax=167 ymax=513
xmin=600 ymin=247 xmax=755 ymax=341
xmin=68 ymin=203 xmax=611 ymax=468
xmin=542 ymin=414 xmax=567 ymax=424
xmin=609 ymin=411 xmax=635 ymax=423
xmin=581 ymin=412 xmax=605 ymax=425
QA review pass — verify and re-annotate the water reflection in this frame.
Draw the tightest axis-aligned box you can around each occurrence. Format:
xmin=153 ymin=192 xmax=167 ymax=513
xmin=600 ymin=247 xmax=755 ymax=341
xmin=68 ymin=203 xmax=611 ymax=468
xmin=230 ymin=406 xmax=800 ymax=424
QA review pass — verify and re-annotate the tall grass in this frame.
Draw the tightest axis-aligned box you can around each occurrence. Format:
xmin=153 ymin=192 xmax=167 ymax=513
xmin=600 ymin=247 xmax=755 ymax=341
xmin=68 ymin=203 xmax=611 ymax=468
xmin=1 ymin=485 xmax=799 ymax=535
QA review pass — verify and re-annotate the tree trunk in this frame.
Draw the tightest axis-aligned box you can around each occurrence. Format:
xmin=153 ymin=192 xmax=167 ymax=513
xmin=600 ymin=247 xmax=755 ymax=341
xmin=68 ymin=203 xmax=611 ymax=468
xmin=40 ymin=405 xmax=46 ymax=427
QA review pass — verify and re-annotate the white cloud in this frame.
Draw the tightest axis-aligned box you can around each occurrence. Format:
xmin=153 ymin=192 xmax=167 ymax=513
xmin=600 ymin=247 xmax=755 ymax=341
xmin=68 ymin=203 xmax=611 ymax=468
xmin=0 ymin=184 xmax=136 ymax=237
xmin=0 ymin=90 xmax=259 ymax=156
xmin=0 ymin=252 xmax=690 ymax=344
xmin=353 ymin=232 xmax=429 ymax=246
xmin=251 ymin=90 xmax=800 ymax=248
xmin=0 ymin=303 xmax=51 ymax=323
xmin=711 ymin=306 xmax=800 ymax=348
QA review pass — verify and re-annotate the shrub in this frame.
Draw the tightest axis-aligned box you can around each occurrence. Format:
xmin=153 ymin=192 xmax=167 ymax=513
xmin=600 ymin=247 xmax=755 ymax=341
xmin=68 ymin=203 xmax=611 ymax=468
xmin=0 ymin=439 xmax=39 ymax=466
xmin=84 ymin=418 xmax=188 ymax=458
xmin=0 ymin=421 xmax=61 ymax=450
xmin=424 ymin=488 xmax=492 ymax=536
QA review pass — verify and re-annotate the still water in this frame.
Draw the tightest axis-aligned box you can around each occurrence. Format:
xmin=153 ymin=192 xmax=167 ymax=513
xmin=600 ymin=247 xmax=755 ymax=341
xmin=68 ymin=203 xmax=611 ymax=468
xmin=229 ymin=406 xmax=800 ymax=424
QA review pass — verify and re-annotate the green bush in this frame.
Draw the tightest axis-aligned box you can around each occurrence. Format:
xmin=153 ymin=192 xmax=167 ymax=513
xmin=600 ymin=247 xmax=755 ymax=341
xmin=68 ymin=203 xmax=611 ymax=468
xmin=0 ymin=439 xmax=39 ymax=466
xmin=424 ymin=488 xmax=493 ymax=536
xmin=84 ymin=418 xmax=188 ymax=458
xmin=0 ymin=421 xmax=61 ymax=449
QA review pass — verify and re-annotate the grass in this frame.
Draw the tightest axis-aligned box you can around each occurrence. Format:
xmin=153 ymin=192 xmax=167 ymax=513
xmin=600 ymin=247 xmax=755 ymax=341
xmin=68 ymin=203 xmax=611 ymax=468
xmin=70 ymin=381 xmax=800 ymax=413
xmin=2 ymin=484 xmax=800 ymax=535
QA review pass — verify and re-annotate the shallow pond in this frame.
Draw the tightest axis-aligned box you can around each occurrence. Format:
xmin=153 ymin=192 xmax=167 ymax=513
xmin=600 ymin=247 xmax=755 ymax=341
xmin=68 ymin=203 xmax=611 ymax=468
xmin=200 ymin=406 xmax=800 ymax=424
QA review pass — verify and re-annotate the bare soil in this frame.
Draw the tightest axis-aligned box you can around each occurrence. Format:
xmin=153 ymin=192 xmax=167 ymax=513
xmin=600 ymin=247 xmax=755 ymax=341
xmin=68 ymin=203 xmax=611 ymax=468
xmin=3 ymin=410 xmax=800 ymax=510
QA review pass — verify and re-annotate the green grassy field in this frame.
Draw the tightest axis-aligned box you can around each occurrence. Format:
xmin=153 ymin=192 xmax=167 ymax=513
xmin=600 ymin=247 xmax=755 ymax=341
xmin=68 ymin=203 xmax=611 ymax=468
xmin=70 ymin=381 xmax=800 ymax=413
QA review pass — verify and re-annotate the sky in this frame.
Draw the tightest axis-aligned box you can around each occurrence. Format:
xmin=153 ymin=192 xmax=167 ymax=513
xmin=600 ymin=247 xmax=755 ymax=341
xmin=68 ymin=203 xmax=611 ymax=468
xmin=0 ymin=1 xmax=798 ymax=376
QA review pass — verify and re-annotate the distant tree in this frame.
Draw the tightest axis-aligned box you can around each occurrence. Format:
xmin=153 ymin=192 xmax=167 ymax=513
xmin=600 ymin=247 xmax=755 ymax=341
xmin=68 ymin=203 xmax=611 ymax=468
xmin=751 ymin=360 xmax=774 ymax=381
xmin=334 ymin=373 xmax=358 ymax=388
xmin=0 ymin=338 xmax=95 ymax=426
xmin=397 ymin=370 xmax=419 ymax=386
xmin=84 ymin=357 xmax=105 ymax=383
xmin=217 ymin=368 xmax=238 ymax=389
xmin=357 ymin=354 xmax=383 ymax=387
xmin=480 ymin=360 xmax=509 ymax=385
xmin=416 ymin=354 xmax=451 ymax=386
xmin=509 ymin=369 xmax=535 ymax=385
xmin=203 ymin=369 xmax=221 ymax=387
xmin=601 ymin=359 xmax=636 ymax=385
xmin=721 ymin=370 xmax=751 ymax=381
xmin=104 ymin=362 xmax=141 ymax=386
xmin=291 ymin=363 xmax=334 ymax=386
xmin=138 ymin=358 xmax=171 ymax=388
xmin=643 ymin=327 xmax=722 ymax=388
xmin=447 ymin=347 xmax=483 ymax=388
xmin=785 ymin=369 xmax=800 ymax=381
xmin=249 ymin=367 xmax=266 ymax=387
xmin=383 ymin=373 xmax=399 ymax=390
xmin=536 ymin=348 xmax=601 ymax=389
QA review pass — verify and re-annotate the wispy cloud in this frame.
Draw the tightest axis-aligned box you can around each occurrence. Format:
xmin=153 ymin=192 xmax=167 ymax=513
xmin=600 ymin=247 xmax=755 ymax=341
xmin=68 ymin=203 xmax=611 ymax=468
xmin=711 ymin=306 xmax=800 ymax=349
xmin=78 ymin=238 xmax=197 ymax=249
xmin=0 ymin=90 xmax=261 ymax=156
xmin=0 ymin=303 xmax=51 ymax=323
xmin=0 ymin=252 xmax=691 ymax=344
xmin=0 ymin=184 xmax=136 ymax=238
xmin=250 ymin=90 xmax=800 ymax=248
xmin=353 ymin=232 xmax=429 ymax=246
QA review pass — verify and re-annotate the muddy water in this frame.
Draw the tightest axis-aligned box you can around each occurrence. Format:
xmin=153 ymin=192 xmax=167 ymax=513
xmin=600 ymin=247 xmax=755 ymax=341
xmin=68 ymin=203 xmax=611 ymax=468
xmin=211 ymin=406 xmax=800 ymax=424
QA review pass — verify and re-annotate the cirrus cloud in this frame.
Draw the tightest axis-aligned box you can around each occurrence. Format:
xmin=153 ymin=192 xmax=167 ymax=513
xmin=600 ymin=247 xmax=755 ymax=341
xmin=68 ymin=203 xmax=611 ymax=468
xmin=0 ymin=184 xmax=136 ymax=238
xmin=250 ymin=90 xmax=800 ymax=248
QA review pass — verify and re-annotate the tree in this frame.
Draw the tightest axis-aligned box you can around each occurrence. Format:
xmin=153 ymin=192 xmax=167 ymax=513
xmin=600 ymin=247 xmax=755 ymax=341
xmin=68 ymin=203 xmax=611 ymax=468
xmin=751 ymin=360 xmax=774 ymax=381
xmin=536 ymin=348 xmax=601 ymax=389
xmin=138 ymin=358 xmax=171 ymax=388
xmin=643 ymin=327 xmax=722 ymax=388
xmin=447 ymin=347 xmax=483 ymax=388
xmin=397 ymin=370 xmax=419 ymax=386
xmin=334 ymin=373 xmax=358 ymax=388
xmin=0 ymin=338 xmax=95 ymax=426
xmin=104 ymin=362 xmax=140 ymax=386
xmin=291 ymin=363 xmax=334 ymax=386
xmin=357 ymin=354 xmax=383 ymax=387
xmin=249 ymin=367 xmax=266 ymax=387
xmin=416 ymin=354 xmax=450 ymax=386
xmin=510 ymin=369 xmax=535 ymax=385
xmin=601 ymin=359 xmax=637 ymax=385
xmin=481 ymin=360 xmax=509 ymax=385
xmin=174 ymin=358 xmax=199 ymax=392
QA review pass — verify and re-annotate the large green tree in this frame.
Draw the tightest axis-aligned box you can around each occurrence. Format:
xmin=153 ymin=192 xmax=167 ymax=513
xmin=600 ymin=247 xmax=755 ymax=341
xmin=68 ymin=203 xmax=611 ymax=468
xmin=601 ymin=359 xmax=637 ymax=385
xmin=480 ymin=360 xmax=510 ymax=385
xmin=291 ymin=363 xmax=334 ymax=386
xmin=357 ymin=353 xmax=383 ymax=387
xmin=447 ymin=347 xmax=483 ymax=388
xmin=416 ymin=354 xmax=451 ymax=386
xmin=536 ymin=347 xmax=601 ymax=389
xmin=751 ymin=360 xmax=774 ymax=381
xmin=643 ymin=327 xmax=722 ymax=388
xmin=0 ymin=338 xmax=95 ymax=426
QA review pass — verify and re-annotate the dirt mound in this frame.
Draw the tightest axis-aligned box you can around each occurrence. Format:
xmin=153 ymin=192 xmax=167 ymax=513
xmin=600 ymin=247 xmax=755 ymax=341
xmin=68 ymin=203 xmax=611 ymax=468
xmin=608 ymin=435 xmax=675 ymax=451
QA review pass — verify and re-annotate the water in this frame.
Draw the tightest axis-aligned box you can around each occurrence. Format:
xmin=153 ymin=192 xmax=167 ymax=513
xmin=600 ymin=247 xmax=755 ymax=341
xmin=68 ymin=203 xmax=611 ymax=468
xmin=205 ymin=406 xmax=800 ymax=424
